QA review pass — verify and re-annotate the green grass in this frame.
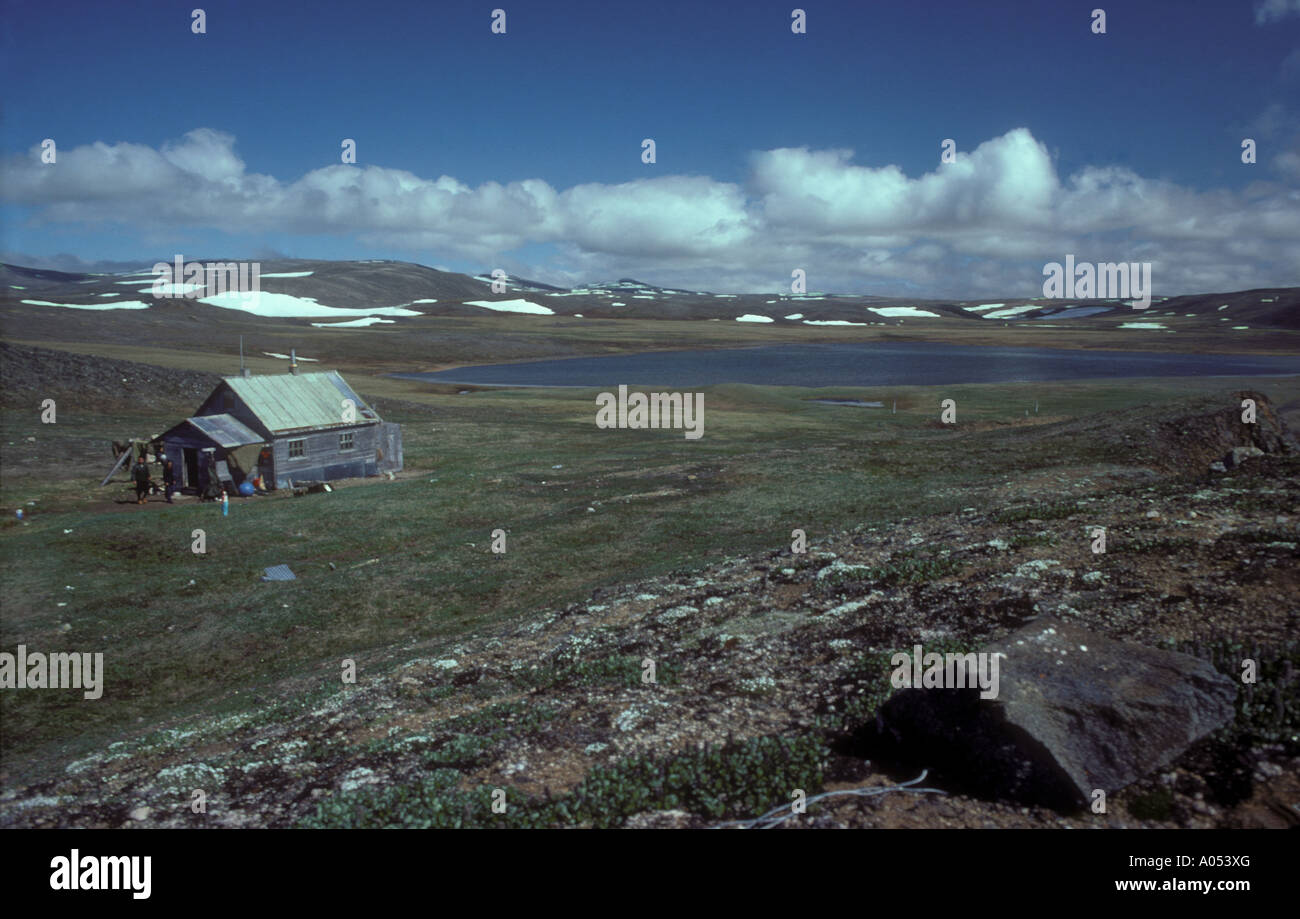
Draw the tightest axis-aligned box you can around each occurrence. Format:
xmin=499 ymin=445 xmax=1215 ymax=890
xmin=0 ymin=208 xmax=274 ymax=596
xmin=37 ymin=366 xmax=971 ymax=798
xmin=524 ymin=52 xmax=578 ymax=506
xmin=1167 ymin=639 xmax=1300 ymax=753
xmin=815 ymin=639 xmax=981 ymax=735
xmin=1127 ymin=786 xmax=1176 ymax=821
xmin=298 ymin=733 xmax=829 ymax=828
xmin=3 ymin=373 xmax=1297 ymax=784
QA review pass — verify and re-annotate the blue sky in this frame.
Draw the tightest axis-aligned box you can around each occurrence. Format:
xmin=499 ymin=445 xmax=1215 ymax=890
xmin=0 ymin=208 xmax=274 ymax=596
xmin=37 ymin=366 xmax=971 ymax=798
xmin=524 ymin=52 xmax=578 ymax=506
xmin=2 ymin=0 xmax=1298 ymax=296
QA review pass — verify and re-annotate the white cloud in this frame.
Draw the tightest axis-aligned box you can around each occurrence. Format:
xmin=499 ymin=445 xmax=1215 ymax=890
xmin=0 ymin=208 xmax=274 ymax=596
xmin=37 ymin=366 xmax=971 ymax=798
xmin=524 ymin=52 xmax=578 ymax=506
xmin=1256 ymin=0 xmax=1300 ymax=25
xmin=751 ymin=129 xmax=1057 ymax=234
xmin=3 ymin=126 xmax=1298 ymax=298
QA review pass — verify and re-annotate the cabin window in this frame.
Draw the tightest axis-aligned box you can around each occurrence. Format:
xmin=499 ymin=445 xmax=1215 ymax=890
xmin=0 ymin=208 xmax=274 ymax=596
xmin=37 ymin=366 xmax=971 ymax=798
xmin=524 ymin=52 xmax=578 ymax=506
xmin=288 ymin=439 xmax=305 ymax=458
xmin=339 ymin=432 xmax=355 ymax=451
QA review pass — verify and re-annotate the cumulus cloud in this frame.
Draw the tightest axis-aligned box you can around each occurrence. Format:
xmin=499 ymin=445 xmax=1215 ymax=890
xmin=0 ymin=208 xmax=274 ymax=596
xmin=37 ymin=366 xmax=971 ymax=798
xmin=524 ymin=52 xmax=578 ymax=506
xmin=2 ymin=126 xmax=1297 ymax=297
xmin=752 ymin=129 xmax=1057 ymax=234
xmin=1256 ymin=0 xmax=1300 ymax=25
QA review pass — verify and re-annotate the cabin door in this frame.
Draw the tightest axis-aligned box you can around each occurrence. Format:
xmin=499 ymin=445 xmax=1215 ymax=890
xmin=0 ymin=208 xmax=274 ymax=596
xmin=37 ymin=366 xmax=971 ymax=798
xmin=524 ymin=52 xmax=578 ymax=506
xmin=257 ymin=446 xmax=274 ymax=490
xmin=183 ymin=448 xmax=200 ymax=489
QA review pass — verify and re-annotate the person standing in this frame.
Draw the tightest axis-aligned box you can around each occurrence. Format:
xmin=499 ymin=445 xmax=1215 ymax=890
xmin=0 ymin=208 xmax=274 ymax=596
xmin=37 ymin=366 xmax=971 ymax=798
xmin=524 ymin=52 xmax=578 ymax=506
xmin=162 ymin=459 xmax=177 ymax=504
xmin=131 ymin=456 xmax=151 ymax=505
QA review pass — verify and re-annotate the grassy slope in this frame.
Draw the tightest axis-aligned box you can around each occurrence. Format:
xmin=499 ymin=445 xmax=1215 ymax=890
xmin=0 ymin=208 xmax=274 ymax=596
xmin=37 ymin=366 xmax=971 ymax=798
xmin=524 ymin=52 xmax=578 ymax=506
xmin=4 ymin=364 xmax=1299 ymax=786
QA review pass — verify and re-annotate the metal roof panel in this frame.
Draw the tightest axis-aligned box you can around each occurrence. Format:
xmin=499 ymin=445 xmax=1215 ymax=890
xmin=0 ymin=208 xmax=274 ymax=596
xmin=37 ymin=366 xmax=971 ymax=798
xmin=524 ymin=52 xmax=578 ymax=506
xmin=175 ymin=414 xmax=266 ymax=448
xmin=220 ymin=372 xmax=374 ymax=434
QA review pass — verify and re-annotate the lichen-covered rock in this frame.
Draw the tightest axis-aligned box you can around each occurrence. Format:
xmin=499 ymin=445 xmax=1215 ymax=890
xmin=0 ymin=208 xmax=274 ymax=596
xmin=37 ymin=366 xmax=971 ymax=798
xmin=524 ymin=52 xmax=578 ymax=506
xmin=872 ymin=619 xmax=1238 ymax=808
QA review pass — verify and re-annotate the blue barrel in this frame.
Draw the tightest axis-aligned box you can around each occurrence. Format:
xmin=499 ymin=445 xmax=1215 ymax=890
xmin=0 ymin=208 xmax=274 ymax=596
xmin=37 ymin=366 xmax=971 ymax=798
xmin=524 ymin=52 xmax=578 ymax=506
xmin=238 ymin=481 xmax=256 ymax=496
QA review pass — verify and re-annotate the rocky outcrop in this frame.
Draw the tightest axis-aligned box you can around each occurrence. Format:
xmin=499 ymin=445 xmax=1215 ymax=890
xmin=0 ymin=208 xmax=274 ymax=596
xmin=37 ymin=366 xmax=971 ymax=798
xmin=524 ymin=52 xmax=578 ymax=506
xmin=871 ymin=619 xmax=1238 ymax=809
xmin=1153 ymin=390 xmax=1298 ymax=475
xmin=1023 ymin=389 xmax=1298 ymax=477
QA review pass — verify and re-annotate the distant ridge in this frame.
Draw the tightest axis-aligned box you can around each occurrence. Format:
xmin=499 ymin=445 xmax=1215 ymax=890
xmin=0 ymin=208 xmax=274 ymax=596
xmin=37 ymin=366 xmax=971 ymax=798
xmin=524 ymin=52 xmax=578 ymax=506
xmin=2 ymin=259 xmax=1297 ymax=330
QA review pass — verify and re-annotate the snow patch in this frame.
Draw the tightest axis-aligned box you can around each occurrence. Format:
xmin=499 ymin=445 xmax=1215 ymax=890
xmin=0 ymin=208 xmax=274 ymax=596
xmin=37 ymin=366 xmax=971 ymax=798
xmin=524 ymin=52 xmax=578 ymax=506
xmin=21 ymin=299 xmax=149 ymax=311
xmin=310 ymin=317 xmax=397 ymax=328
xmin=869 ymin=306 xmax=940 ymax=318
xmin=199 ymin=290 xmax=421 ymax=318
xmin=463 ymin=299 xmax=555 ymax=315
xmin=117 ymin=279 xmax=206 ymax=295
xmin=982 ymin=305 xmax=1041 ymax=319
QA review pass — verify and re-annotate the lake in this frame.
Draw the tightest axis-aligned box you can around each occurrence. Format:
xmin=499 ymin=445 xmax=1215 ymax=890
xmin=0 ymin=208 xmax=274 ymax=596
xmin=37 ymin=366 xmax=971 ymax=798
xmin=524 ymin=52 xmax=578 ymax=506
xmin=392 ymin=342 xmax=1300 ymax=389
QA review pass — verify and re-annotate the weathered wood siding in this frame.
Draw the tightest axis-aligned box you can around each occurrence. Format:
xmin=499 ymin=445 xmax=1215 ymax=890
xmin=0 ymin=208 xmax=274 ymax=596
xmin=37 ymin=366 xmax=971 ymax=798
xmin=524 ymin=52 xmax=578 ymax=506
xmin=271 ymin=422 xmax=381 ymax=488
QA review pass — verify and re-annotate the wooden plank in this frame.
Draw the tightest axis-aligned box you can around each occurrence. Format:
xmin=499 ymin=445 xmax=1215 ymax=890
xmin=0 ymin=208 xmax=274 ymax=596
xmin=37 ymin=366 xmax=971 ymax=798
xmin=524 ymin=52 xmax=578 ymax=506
xmin=100 ymin=447 xmax=133 ymax=486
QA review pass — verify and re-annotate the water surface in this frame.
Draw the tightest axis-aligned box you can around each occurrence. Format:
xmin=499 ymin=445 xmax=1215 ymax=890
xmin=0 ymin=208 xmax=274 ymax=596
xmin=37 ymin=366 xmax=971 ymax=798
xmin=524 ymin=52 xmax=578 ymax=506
xmin=393 ymin=342 xmax=1300 ymax=388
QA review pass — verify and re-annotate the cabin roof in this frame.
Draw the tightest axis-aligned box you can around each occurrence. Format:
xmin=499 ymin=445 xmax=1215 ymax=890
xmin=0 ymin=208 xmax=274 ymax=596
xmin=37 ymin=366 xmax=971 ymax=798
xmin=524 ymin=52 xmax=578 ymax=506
xmin=159 ymin=413 xmax=265 ymax=448
xmin=186 ymin=413 xmax=266 ymax=448
xmin=216 ymin=371 xmax=378 ymax=435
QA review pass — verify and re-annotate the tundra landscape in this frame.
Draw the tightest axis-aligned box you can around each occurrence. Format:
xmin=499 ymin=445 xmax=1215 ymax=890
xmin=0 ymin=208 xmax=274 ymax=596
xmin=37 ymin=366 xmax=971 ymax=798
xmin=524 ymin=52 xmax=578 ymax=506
xmin=1 ymin=1 xmax=1298 ymax=877
xmin=1 ymin=261 xmax=1297 ymax=830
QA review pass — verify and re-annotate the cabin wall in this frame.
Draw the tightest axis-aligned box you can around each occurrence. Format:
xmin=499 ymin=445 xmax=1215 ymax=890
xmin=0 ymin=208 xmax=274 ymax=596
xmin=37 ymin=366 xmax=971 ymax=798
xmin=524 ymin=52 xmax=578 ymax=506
xmin=160 ymin=433 xmax=212 ymax=489
xmin=271 ymin=423 xmax=380 ymax=488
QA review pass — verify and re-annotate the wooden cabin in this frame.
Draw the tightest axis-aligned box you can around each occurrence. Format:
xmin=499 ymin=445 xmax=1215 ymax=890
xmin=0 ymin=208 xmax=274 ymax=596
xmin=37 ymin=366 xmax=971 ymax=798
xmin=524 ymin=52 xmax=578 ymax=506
xmin=158 ymin=367 xmax=402 ymax=492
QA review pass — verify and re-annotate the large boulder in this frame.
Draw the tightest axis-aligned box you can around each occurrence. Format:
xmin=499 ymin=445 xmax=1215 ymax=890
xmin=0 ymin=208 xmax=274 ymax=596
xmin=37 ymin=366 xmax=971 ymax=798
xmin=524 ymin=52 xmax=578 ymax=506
xmin=869 ymin=619 xmax=1238 ymax=809
xmin=1224 ymin=445 xmax=1264 ymax=469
